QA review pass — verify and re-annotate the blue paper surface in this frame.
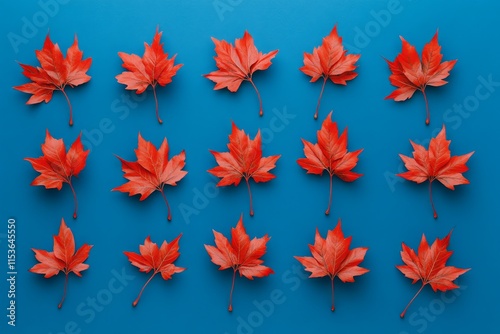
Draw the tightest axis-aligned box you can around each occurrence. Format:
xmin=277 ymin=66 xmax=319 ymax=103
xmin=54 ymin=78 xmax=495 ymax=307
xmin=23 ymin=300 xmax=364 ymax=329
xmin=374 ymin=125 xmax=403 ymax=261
xmin=1 ymin=1 xmax=499 ymax=333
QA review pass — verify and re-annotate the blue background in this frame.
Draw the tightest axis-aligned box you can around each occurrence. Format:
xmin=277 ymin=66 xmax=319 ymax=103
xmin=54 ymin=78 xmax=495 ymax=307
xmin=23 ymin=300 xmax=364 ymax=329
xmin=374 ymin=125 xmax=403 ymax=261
xmin=1 ymin=1 xmax=499 ymax=333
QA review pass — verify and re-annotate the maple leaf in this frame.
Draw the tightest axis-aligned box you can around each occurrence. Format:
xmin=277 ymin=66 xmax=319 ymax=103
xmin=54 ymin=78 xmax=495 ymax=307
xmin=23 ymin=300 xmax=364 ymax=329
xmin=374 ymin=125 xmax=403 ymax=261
xmin=205 ymin=215 xmax=273 ymax=311
xmin=204 ymin=31 xmax=278 ymax=116
xmin=295 ymin=219 xmax=368 ymax=311
xmin=297 ymin=112 xmax=363 ymax=215
xmin=30 ymin=218 xmax=92 ymax=308
xmin=25 ymin=130 xmax=89 ymax=219
xmin=116 ymin=28 xmax=183 ymax=124
xmin=113 ymin=133 xmax=187 ymax=221
xmin=124 ymin=234 xmax=185 ymax=307
xmin=397 ymin=230 xmax=469 ymax=318
xmin=208 ymin=122 xmax=280 ymax=216
xmin=397 ymin=125 xmax=474 ymax=219
xmin=385 ymin=31 xmax=457 ymax=125
xmin=14 ymin=34 xmax=92 ymax=126
xmin=300 ymin=25 xmax=360 ymax=120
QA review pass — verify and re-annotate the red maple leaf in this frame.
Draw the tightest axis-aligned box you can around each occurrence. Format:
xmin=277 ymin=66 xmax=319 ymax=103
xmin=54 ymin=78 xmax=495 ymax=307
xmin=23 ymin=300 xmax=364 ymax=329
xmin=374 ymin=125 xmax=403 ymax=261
xmin=204 ymin=31 xmax=278 ymax=116
xmin=300 ymin=26 xmax=360 ymax=120
xmin=113 ymin=133 xmax=187 ymax=221
xmin=116 ymin=28 xmax=183 ymax=124
xmin=14 ymin=34 xmax=92 ymax=126
xmin=297 ymin=112 xmax=362 ymax=215
xmin=30 ymin=218 xmax=92 ymax=308
xmin=295 ymin=219 xmax=368 ymax=311
xmin=208 ymin=122 xmax=280 ymax=216
xmin=205 ymin=215 xmax=273 ymax=311
xmin=397 ymin=125 xmax=474 ymax=218
xmin=25 ymin=130 xmax=89 ymax=219
xmin=124 ymin=234 xmax=185 ymax=307
xmin=397 ymin=231 xmax=469 ymax=318
xmin=385 ymin=31 xmax=457 ymax=125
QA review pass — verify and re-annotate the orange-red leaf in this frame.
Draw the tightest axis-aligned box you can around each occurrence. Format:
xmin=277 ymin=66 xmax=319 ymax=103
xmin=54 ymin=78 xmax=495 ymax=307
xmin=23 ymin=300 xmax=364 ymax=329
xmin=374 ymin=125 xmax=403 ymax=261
xmin=295 ymin=219 xmax=368 ymax=311
xmin=113 ymin=133 xmax=187 ymax=221
xmin=205 ymin=215 xmax=273 ymax=311
xmin=116 ymin=28 xmax=182 ymax=123
xmin=25 ymin=130 xmax=89 ymax=219
xmin=397 ymin=125 xmax=473 ymax=218
xmin=297 ymin=112 xmax=362 ymax=215
xmin=385 ymin=31 xmax=457 ymax=125
xmin=208 ymin=123 xmax=280 ymax=216
xmin=204 ymin=31 xmax=278 ymax=116
xmin=397 ymin=231 xmax=469 ymax=317
xmin=124 ymin=235 xmax=185 ymax=306
xmin=300 ymin=26 xmax=360 ymax=119
xmin=30 ymin=218 xmax=92 ymax=308
xmin=14 ymin=34 xmax=92 ymax=125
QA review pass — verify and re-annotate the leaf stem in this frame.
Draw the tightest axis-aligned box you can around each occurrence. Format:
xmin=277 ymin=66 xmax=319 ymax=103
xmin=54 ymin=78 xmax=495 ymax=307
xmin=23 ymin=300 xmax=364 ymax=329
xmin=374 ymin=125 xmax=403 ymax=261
xmin=152 ymin=85 xmax=162 ymax=124
xmin=133 ymin=272 xmax=157 ymax=307
xmin=422 ymin=89 xmax=430 ymax=125
xmin=245 ymin=178 xmax=254 ymax=216
xmin=400 ymin=283 xmax=425 ymax=318
xmin=315 ymin=76 xmax=328 ymax=120
xmin=331 ymin=277 xmax=335 ymax=312
xmin=325 ymin=173 xmax=333 ymax=215
xmin=159 ymin=188 xmax=172 ymax=221
xmin=60 ymin=88 xmax=73 ymax=126
xmin=228 ymin=269 xmax=236 ymax=312
xmin=68 ymin=179 xmax=78 ymax=219
xmin=58 ymin=273 xmax=69 ymax=309
xmin=248 ymin=78 xmax=263 ymax=117
xmin=429 ymin=181 xmax=438 ymax=219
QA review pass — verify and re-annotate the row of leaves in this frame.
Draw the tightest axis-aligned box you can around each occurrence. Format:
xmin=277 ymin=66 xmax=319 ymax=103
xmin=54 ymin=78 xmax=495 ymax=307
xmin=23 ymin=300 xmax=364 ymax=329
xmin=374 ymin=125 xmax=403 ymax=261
xmin=31 ymin=216 xmax=468 ymax=317
xmin=15 ymin=27 xmax=454 ymax=126
xmin=26 ymin=114 xmax=473 ymax=221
